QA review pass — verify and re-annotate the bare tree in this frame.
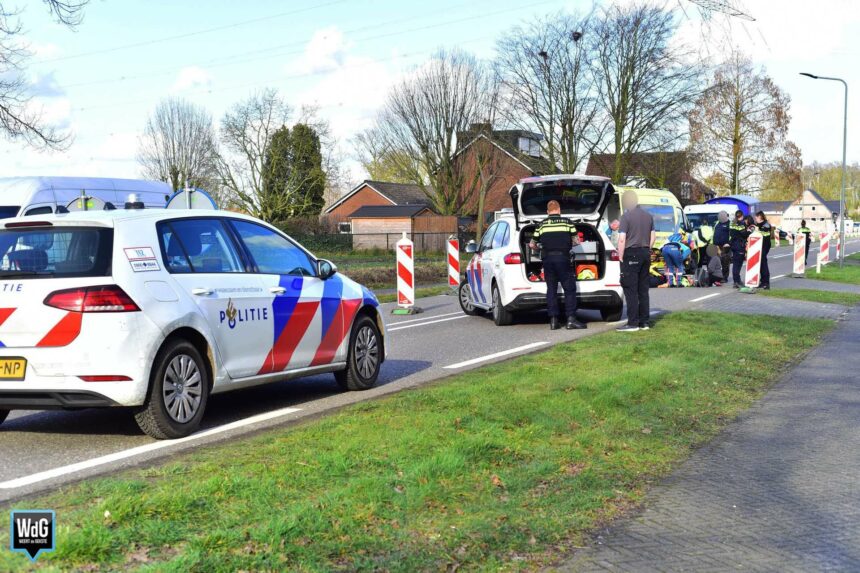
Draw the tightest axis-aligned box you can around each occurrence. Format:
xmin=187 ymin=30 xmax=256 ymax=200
xmin=366 ymin=49 xmax=498 ymax=215
xmin=592 ymin=2 xmax=702 ymax=181
xmin=137 ymin=97 xmax=221 ymax=195
xmin=219 ymin=88 xmax=293 ymax=220
xmin=0 ymin=0 xmax=89 ymax=149
xmin=495 ymin=12 xmax=603 ymax=173
xmin=689 ymin=50 xmax=794 ymax=195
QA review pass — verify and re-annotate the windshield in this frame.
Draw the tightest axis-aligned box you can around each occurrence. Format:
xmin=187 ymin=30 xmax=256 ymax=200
xmin=0 ymin=206 xmax=20 ymax=220
xmin=641 ymin=205 xmax=679 ymax=233
xmin=686 ymin=212 xmax=719 ymax=230
xmin=0 ymin=227 xmax=113 ymax=278
xmin=521 ymin=181 xmax=606 ymax=216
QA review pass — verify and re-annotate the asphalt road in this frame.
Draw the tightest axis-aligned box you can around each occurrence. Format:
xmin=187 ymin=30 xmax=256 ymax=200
xmin=0 ymin=239 xmax=856 ymax=503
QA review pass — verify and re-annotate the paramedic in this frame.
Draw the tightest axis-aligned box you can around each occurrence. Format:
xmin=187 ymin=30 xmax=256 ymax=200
xmin=616 ymin=191 xmax=655 ymax=332
xmin=529 ymin=200 xmax=586 ymax=331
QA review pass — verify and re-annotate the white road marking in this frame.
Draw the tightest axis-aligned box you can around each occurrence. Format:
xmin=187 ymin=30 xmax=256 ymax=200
xmin=388 ymin=315 xmax=468 ymax=332
xmin=773 ymin=254 xmax=792 ymax=259
xmin=443 ymin=342 xmax=549 ymax=369
xmin=0 ymin=406 xmax=303 ymax=489
xmin=772 ymin=274 xmax=786 ymax=280
xmin=388 ymin=311 xmax=462 ymax=326
xmin=690 ymin=292 xmax=722 ymax=303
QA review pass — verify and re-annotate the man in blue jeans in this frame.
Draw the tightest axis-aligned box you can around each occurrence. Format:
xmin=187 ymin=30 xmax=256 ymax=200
xmin=661 ymin=232 xmax=691 ymax=287
xmin=616 ymin=191 xmax=656 ymax=332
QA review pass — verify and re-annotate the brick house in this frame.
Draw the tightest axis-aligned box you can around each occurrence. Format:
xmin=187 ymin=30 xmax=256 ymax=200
xmin=452 ymin=125 xmax=558 ymax=221
xmin=323 ymin=180 xmax=432 ymax=228
xmin=585 ymin=151 xmax=715 ymax=206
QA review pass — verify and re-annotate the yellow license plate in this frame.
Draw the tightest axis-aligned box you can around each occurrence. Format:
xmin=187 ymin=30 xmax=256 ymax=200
xmin=0 ymin=358 xmax=26 ymax=381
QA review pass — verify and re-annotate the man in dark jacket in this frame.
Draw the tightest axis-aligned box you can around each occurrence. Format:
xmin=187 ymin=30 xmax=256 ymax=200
xmin=713 ymin=210 xmax=731 ymax=280
xmin=729 ymin=210 xmax=751 ymax=288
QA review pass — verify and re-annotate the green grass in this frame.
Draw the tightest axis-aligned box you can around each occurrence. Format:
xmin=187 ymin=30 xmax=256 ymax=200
xmin=812 ymin=262 xmax=860 ymax=285
xmin=0 ymin=312 xmax=832 ymax=573
xmin=758 ymin=288 xmax=860 ymax=306
xmin=375 ymin=285 xmax=452 ymax=304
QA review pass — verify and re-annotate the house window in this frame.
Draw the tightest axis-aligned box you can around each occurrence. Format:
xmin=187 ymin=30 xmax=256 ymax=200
xmin=518 ymin=136 xmax=541 ymax=158
xmin=680 ymin=182 xmax=691 ymax=200
xmin=338 ymin=222 xmax=352 ymax=234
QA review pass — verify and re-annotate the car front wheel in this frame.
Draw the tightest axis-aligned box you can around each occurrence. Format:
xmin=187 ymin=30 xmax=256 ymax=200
xmin=459 ymin=279 xmax=484 ymax=316
xmin=135 ymin=339 xmax=210 ymax=440
xmin=492 ymin=284 xmax=514 ymax=326
xmin=335 ymin=315 xmax=382 ymax=391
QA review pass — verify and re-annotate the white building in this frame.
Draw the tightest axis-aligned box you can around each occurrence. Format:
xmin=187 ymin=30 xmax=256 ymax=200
xmin=780 ymin=189 xmax=841 ymax=237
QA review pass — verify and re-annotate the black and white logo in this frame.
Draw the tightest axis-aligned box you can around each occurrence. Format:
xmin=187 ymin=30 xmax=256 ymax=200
xmin=10 ymin=510 xmax=55 ymax=561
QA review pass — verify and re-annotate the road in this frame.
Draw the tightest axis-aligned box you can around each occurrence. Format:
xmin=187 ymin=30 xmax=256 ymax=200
xmin=0 ymin=239 xmax=856 ymax=502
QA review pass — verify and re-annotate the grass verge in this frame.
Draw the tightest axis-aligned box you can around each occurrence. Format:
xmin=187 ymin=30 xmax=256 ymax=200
xmin=758 ymin=288 xmax=860 ymax=306
xmin=811 ymin=262 xmax=860 ymax=285
xmin=375 ymin=285 xmax=452 ymax=304
xmin=0 ymin=312 xmax=832 ymax=572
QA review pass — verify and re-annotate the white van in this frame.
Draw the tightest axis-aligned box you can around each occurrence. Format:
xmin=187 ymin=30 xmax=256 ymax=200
xmin=683 ymin=204 xmax=724 ymax=231
xmin=0 ymin=176 xmax=173 ymax=218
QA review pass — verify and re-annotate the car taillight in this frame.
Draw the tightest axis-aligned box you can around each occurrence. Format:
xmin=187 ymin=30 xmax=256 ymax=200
xmin=78 ymin=375 xmax=133 ymax=382
xmin=609 ymin=250 xmax=620 ymax=261
xmin=504 ymin=253 xmax=522 ymax=264
xmin=44 ymin=285 xmax=140 ymax=313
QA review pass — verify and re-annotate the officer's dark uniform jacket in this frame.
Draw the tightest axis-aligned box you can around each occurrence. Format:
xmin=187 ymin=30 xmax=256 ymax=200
xmin=533 ymin=215 xmax=577 ymax=256
xmin=533 ymin=214 xmax=578 ymax=319
xmin=713 ymin=220 xmax=730 ymax=246
xmin=729 ymin=220 xmax=751 ymax=254
xmin=756 ymin=221 xmax=773 ymax=249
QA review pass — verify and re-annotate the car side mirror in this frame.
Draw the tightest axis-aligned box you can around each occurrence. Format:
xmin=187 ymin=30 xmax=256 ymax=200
xmin=465 ymin=241 xmax=478 ymax=254
xmin=317 ymin=259 xmax=337 ymax=279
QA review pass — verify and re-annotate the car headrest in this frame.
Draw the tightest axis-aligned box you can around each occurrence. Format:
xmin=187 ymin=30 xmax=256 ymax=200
xmin=8 ymin=249 xmax=48 ymax=272
xmin=167 ymin=231 xmax=202 ymax=258
xmin=20 ymin=232 xmax=53 ymax=250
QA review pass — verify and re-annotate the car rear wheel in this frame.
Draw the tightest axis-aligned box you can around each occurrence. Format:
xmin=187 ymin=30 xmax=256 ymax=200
xmin=601 ymin=305 xmax=624 ymax=322
xmin=0 ymin=409 xmax=8 ymax=426
xmin=335 ymin=315 xmax=382 ymax=391
xmin=492 ymin=284 xmax=514 ymax=326
xmin=135 ymin=339 xmax=210 ymax=440
xmin=459 ymin=279 xmax=484 ymax=316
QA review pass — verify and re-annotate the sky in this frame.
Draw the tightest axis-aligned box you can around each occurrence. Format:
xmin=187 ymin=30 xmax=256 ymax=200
xmin=2 ymin=0 xmax=860 ymax=188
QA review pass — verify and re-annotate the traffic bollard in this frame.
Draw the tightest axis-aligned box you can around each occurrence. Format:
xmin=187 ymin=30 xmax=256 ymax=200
xmin=792 ymin=232 xmax=805 ymax=277
xmin=447 ymin=236 xmax=460 ymax=291
xmin=392 ymin=232 xmax=422 ymax=315
xmin=742 ymin=232 xmax=763 ymax=291
xmin=820 ymin=232 xmax=830 ymax=265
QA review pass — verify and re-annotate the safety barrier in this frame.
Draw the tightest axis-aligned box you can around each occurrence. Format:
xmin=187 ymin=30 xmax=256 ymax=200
xmin=744 ymin=231 xmax=763 ymax=289
xmin=836 ymin=233 xmax=842 ymax=260
xmin=793 ymin=233 xmax=805 ymax=276
xmin=393 ymin=233 xmax=420 ymax=315
xmin=447 ymin=236 xmax=459 ymax=289
xmin=820 ymin=232 xmax=830 ymax=265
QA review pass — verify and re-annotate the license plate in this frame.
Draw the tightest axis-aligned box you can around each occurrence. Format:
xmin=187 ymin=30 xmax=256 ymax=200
xmin=0 ymin=358 xmax=26 ymax=381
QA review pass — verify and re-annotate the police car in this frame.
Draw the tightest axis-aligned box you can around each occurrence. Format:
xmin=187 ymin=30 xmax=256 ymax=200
xmin=459 ymin=175 xmax=623 ymax=325
xmin=0 ymin=206 xmax=385 ymax=439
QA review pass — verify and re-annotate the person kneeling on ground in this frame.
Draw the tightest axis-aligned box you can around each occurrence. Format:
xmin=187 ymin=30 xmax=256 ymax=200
xmin=704 ymin=244 xmax=724 ymax=286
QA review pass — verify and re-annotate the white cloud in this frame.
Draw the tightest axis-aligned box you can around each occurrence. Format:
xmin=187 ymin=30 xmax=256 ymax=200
xmin=28 ymin=42 xmax=61 ymax=60
xmin=290 ymin=26 xmax=348 ymax=75
xmin=171 ymin=66 xmax=212 ymax=93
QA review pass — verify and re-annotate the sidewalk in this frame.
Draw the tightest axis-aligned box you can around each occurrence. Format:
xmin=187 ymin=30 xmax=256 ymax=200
xmin=554 ymin=306 xmax=860 ymax=572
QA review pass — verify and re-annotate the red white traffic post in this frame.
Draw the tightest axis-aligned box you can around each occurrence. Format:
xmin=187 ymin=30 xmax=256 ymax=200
xmin=393 ymin=232 xmax=422 ymax=315
xmin=744 ymin=232 xmax=763 ymax=289
xmin=447 ymin=236 xmax=460 ymax=289
xmin=820 ymin=232 xmax=830 ymax=265
xmin=792 ymin=230 xmax=806 ymax=277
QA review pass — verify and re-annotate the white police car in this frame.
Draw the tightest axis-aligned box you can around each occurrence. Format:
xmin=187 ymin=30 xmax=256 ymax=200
xmin=459 ymin=175 xmax=623 ymax=325
xmin=0 ymin=208 xmax=385 ymax=439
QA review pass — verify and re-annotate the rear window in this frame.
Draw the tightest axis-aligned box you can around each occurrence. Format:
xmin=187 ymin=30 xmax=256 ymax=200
xmin=0 ymin=227 xmax=112 ymax=278
xmin=521 ymin=181 xmax=606 ymax=216
xmin=0 ymin=206 xmax=20 ymax=219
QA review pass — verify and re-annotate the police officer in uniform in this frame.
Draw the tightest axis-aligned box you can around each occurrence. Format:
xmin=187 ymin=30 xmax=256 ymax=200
xmin=797 ymin=219 xmax=812 ymax=265
xmin=729 ymin=210 xmax=751 ymax=288
xmin=529 ymin=200 xmax=587 ymax=330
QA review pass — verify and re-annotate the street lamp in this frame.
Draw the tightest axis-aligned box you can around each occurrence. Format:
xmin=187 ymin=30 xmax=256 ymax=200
xmin=800 ymin=72 xmax=848 ymax=267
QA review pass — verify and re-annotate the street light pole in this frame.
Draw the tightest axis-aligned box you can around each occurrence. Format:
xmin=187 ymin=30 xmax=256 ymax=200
xmin=800 ymin=72 xmax=848 ymax=267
